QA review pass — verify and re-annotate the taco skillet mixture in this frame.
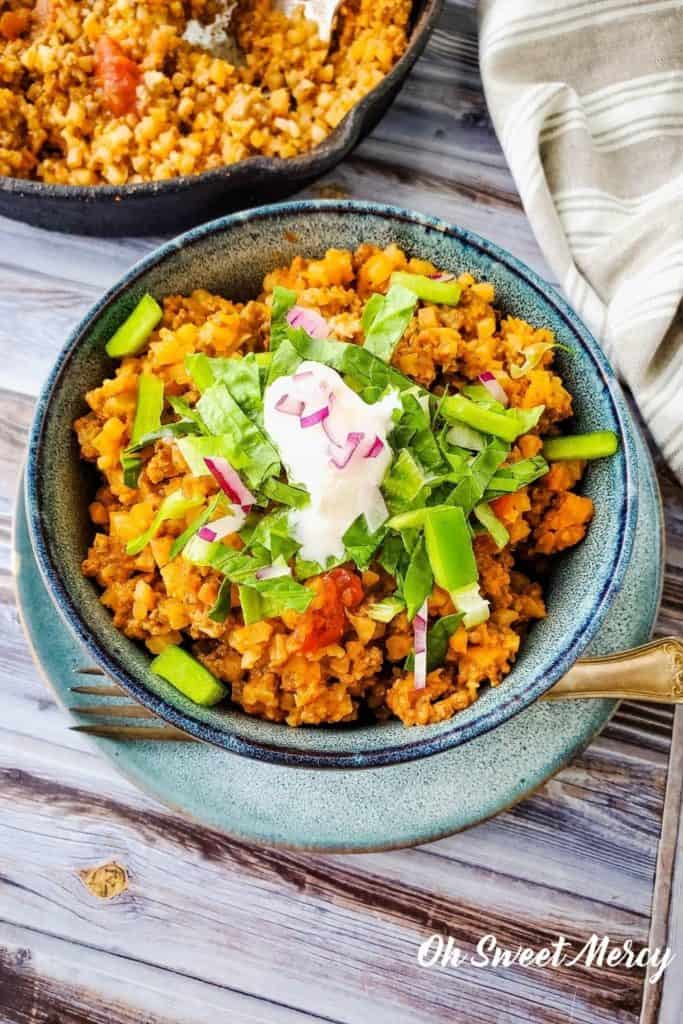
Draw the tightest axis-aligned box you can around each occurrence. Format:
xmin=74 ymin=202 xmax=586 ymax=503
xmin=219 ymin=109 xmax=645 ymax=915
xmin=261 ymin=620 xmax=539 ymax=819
xmin=75 ymin=245 xmax=618 ymax=727
xmin=0 ymin=0 xmax=411 ymax=185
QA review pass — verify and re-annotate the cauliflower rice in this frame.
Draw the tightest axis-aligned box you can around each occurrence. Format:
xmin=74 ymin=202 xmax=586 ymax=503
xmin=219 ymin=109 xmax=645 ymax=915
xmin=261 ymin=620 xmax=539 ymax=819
xmin=75 ymin=244 xmax=597 ymax=728
xmin=0 ymin=0 xmax=411 ymax=185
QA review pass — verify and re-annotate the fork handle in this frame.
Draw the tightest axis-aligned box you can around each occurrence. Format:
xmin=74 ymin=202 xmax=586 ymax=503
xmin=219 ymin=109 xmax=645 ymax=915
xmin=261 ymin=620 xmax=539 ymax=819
xmin=543 ymin=637 xmax=683 ymax=702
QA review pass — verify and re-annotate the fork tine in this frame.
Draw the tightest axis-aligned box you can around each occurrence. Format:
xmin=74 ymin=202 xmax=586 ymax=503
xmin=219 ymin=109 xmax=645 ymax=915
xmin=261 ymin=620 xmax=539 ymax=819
xmin=71 ymin=724 xmax=196 ymax=741
xmin=70 ymin=684 xmax=128 ymax=696
xmin=74 ymin=666 xmax=107 ymax=676
xmin=69 ymin=704 xmax=158 ymax=719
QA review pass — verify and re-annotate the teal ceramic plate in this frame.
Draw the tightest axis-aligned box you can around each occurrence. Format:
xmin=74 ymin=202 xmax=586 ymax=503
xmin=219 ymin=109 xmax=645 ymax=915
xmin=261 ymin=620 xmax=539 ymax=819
xmin=15 ymin=426 xmax=661 ymax=850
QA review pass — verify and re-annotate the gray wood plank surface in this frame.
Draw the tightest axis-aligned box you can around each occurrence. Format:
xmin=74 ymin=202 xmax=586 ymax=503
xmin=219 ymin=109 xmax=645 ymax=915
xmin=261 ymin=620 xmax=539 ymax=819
xmin=0 ymin=2 xmax=682 ymax=1022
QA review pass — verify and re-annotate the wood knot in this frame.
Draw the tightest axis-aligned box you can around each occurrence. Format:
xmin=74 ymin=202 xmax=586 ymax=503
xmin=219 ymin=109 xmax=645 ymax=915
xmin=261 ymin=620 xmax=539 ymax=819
xmin=78 ymin=862 xmax=129 ymax=900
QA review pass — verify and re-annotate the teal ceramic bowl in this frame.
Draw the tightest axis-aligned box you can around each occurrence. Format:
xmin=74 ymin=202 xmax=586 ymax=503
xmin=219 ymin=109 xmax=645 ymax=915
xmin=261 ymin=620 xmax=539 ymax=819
xmin=26 ymin=200 xmax=638 ymax=769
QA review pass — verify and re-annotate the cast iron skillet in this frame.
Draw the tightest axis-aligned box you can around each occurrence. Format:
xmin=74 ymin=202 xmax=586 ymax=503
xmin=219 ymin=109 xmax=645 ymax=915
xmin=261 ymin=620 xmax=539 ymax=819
xmin=0 ymin=0 xmax=441 ymax=236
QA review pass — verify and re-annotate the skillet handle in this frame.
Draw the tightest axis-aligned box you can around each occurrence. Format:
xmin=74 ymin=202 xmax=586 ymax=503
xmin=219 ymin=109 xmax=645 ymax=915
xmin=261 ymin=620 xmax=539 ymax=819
xmin=542 ymin=637 xmax=683 ymax=703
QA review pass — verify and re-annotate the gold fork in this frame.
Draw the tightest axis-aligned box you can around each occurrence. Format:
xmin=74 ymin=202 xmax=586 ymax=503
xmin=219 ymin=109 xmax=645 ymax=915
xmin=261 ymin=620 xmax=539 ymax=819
xmin=69 ymin=637 xmax=683 ymax=742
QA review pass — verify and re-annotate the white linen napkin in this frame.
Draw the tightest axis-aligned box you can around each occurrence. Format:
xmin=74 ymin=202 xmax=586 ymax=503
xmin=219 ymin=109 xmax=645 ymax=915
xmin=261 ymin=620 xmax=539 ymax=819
xmin=479 ymin=0 xmax=683 ymax=480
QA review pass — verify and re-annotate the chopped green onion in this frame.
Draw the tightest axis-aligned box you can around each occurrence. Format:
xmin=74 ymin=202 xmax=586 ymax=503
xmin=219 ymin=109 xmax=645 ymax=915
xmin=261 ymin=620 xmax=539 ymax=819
xmin=424 ymin=506 xmax=489 ymax=628
xmin=150 ymin=645 xmax=227 ymax=706
xmin=543 ymin=431 xmax=619 ymax=461
xmin=169 ymin=494 xmax=223 ymax=561
xmin=367 ymin=595 xmax=406 ymax=623
xmin=126 ymin=490 xmax=204 ymax=556
xmin=440 ymin=394 xmax=544 ymax=443
xmin=450 ymin=583 xmax=490 ymax=629
xmin=105 ymin=294 xmax=163 ymax=358
xmin=473 ymin=501 xmax=510 ymax=549
xmin=390 ymin=271 xmax=462 ymax=306
xmin=121 ymin=374 xmax=164 ymax=488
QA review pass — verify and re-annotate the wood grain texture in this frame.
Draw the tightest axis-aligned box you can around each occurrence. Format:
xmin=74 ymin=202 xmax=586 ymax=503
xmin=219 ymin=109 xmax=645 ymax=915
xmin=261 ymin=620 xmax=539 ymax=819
xmin=0 ymin=2 xmax=682 ymax=1022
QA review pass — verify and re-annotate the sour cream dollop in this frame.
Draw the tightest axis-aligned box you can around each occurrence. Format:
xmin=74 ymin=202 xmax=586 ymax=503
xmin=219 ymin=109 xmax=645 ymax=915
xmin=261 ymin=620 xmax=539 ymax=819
xmin=263 ymin=362 xmax=400 ymax=564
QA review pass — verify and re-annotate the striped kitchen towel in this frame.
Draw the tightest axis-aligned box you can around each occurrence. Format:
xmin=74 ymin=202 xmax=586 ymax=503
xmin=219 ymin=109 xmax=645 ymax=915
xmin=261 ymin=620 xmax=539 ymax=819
xmin=479 ymin=0 xmax=683 ymax=480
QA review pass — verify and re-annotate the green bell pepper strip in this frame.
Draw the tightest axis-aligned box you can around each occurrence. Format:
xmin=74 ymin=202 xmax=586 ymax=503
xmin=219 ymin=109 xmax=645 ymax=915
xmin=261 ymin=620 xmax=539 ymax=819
xmin=424 ymin=505 xmax=490 ymax=628
xmin=150 ymin=645 xmax=227 ymax=706
xmin=105 ymin=294 xmax=163 ymax=358
xmin=390 ymin=271 xmax=462 ymax=306
xmin=121 ymin=374 xmax=165 ymax=488
xmin=126 ymin=490 xmax=204 ymax=556
xmin=543 ymin=431 xmax=619 ymax=461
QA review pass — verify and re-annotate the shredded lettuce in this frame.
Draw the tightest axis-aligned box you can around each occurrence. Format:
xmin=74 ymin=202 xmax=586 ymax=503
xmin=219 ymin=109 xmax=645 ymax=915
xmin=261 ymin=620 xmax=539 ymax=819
xmin=196 ymin=383 xmax=280 ymax=486
xmin=212 ymin=353 xmax=263 ymax=418
xmin=382 ymin=449 xmax=432 ymax=512
xmin=402 ymin=535 xmax=433 ymax=621
xmin=244 ymin=507 xmax=300 ymax=563
xmin=260 ymin=478 xmax=309 ymax=508
xmin=367 ymin=595 xmax=406 ymax=623
xmin=448 ymin=438 xmax=510 ymax=513
xmin=484 ymin=455 xmax=549 ymax=496
xmin=176 ymin=435 xmax=250 ymax=477
xmin=405 ymin=612 xmax=464 ymax=671
xmin=362 ymin=284 xmax=417 ymax=363
xmin=342 ymin=515 xmax=386 ymax=570
xmin=239 ymin=585 xmax=264 ymax=625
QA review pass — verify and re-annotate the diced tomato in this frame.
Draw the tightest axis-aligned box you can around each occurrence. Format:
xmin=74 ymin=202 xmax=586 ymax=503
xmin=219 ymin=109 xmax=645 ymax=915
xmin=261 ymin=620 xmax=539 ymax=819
xmin=299 ymin=567 xmax=364 ymax=653
xmin=95 ymin=35 xmax=140 ymax=117
xmin=0 ymin=8 xmax=31 ymax=39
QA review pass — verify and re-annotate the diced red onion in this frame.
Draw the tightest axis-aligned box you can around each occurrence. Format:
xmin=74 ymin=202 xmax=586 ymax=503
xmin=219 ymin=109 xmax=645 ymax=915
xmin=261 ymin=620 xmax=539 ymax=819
xmin=364 ymin=436 xmax=384 ymax=459
xmin=276 ymin=393 xmax=305 ymax=417
xmin=255 ymin=564 xmax=292 ymax=581
xmin=429 ymin=272 xmax=456 ymax=282
xmin=322 ymin=415 xmax=343 ymax=448
xmin=479 ymin=371 xmax=509 ymax=408
xmin=197 ymin=510 xmax=245 ymax=543
xmin=300 ymin=405 xmax=330 ymax=428
xmin=286 ymin=306 xmax=329 ymax=339
xmin=204 ymin=456 xmax=255 ymax=510
xmin=413 ymin=599 xmax=428 ymax=690
xmin=330 ymin=431 xmax=364 ymax=469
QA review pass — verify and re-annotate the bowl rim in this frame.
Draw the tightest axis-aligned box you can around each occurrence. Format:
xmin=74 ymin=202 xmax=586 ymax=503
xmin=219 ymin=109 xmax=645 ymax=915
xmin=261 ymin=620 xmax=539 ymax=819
xmin=26 ymin=199 xmax=638 ymax=769
xmin=0 ymin=0 xmax=441 ymax=203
